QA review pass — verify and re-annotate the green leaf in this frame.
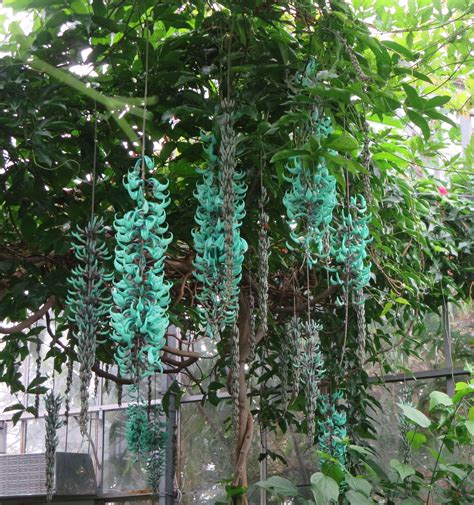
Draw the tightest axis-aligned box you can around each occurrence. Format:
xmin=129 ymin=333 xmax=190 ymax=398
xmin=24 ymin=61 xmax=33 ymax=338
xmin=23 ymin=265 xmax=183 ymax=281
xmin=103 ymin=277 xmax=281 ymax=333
xmin=322 ymin=461 xmax=345 ymax=484
xmin=255 ymin=476 xmax=298 ymax=497
xmin=424 ymin=95 xmax=451 ymax=108
xmin=390 ymin=459 xmax=416 ymax=480
xmin=407 ymin=431 xmax=427 ymax=450
xmin=381 ymin=301 xmax=394 ymax=317
xmin=310 ymin=472 xmax=339 ymax=505
xmin=464 ymin=420 xmax=474 ymax=436
xmin=270 ymin=149 xmax=311 ymax=163
xmin=402 ymin=84 xmax=424 ymax=110
xmin=407 ymin=109 xmax=430 ymax=140
xmin=346 ymin=490 xmax=375 ymax=505
xmin=3 ymin=403 xmax=25 ymax=412
xmin=397 ymin=403 xmax=431 ymax=428
xmin=345 ymin=473 xmax=372 ymax=496
xmin=382 ymin=40 xmax=414 ymax=60
xmin=348 ymin=444 xmax=376 ymax=457
xmin=423 ymin=109 xmax=457 ymax=127
xmin=326 ymin=133 xmax=358 ymax=151
xmin=429 ymin=391 xmax=452 ymax=410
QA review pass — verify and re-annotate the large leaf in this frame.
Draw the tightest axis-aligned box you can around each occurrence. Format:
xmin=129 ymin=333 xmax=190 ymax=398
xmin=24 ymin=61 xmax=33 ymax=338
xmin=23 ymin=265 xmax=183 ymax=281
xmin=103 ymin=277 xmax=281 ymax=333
xmin=254 ymin=476 xmax=298 ymax=497
xmin=310 ymin=472 xmax=339 ymax=505
xmin=406 ymin=109 xmax=430 ymax=140
xmin=429 ymin=391 xmax=452 ymax=410
xmin=397 ymin=403 xmax=431 ymax=428
xmin=390 ymin=459 xmax=416 ymax=480
xmin=345 ymin=490 xmax=375 ymax=505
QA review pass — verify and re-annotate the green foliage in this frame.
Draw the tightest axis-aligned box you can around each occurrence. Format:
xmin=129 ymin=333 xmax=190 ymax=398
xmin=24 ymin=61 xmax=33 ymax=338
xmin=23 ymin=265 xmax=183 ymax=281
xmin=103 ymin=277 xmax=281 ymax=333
xmin=0 ymin=1 xmax=472 ymax=501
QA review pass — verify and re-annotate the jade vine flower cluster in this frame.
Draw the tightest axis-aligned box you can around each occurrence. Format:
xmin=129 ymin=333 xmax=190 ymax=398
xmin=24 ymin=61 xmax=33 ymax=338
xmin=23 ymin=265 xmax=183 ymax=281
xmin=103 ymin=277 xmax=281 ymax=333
xmin=126 ymin=404 xmax=167 ymax=492
xmin=330 ymin=194 xmax=372 ymax=293
xmin=318 ymin=390 xmax=347 ymax=467
xmin=192 ymin=133 xmax=247 ymax=338
xmin=66 ymin=215 xmax=112 ymax=435
xmin=111 ymin=156 xmax=172 ymax=379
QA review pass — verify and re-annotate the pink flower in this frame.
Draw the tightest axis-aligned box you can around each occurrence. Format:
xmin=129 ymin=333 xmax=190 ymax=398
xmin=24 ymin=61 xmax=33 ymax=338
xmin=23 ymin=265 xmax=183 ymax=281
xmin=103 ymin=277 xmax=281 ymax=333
xmin=438 ymin=186 xmax=448 ymax=196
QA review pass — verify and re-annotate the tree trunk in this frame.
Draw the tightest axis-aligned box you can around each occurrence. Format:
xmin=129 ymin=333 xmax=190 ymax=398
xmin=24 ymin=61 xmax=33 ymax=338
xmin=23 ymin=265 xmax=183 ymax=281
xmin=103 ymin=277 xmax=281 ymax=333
xmin=231 ymin=295 xmax=255 ymax=505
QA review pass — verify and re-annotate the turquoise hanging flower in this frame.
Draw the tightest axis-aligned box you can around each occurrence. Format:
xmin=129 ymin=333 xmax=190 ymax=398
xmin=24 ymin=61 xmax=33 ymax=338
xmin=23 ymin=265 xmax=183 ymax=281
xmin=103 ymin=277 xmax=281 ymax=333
xmin=125 ymin=403 xmax=167 ymax=492
xmin=283 ymin=152 xmax=337 ymax=266
xmin=111 ymin=156 xmax=172 ymax=379
xmin=317 ymin=390 xmax=347 ymax=467
xmin=330 ymin=194 xmax=372 ymax=358
xmin=192 ymin=132 xmax=247 ymax=338
xmin=330 ymin=194 xmax=371 ymax=292
xmin=66 ymin=216 xmax=112 ymax=436
xmin=294 ymin=320 xmax=326 ymax=440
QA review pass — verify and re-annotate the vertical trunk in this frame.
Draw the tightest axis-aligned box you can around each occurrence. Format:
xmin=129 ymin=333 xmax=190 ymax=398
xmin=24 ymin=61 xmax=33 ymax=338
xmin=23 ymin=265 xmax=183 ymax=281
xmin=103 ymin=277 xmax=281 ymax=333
xmin=231 ymin=295 xmax=254 ymax=505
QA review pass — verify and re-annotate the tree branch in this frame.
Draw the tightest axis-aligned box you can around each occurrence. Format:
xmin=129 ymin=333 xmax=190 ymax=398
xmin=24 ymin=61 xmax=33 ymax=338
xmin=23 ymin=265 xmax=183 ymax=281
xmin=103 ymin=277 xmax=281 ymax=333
xmin=0 ymin=296 xmax=56 ymax=334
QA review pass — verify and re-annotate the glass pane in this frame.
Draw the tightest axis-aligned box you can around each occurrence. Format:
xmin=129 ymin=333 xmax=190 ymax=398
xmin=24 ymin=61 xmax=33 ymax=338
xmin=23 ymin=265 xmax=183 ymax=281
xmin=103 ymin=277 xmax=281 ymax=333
xmin=103 ymin=409 xmax=149 ymax=493
xmin=450 ymin=301 xmax=473 ymax=367
xmin=370 ymin=379 xmax=446 ymax=471
xmin=266 ymin=425 xmax=317 ymax=487
xmin=5 ymin=420 xmax=21 ymax=453
xmin=179 ymin=400 xmax=261 ymax=504
xmin=24 ymin=418 xmax=45 ymax=453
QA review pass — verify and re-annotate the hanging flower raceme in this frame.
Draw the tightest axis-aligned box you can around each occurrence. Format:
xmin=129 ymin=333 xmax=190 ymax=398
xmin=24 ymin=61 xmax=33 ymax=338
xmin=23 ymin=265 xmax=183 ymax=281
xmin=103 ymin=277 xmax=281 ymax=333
xmin=218 ymin=99 xmax=247 ymax=327
xmin=317 ymin=390 xmax=347 ymax=467
xmin=44 ymin=391 xmax=62 ymax=502
xmin=111 ymin=156 xmax=172 ymax=380
xmin=284 ymin=154 xmax=337 ymax=266
xmin=330 ymin=194 xmax=372 ymax=358
xmin=192 ymin=133 xmax=227 ymax=338
xmin=283 ymin=112 xmax=337 ymax=267
xmin=66 ymin=215 xmax=112 ymax=435
xmin=192 ymin=129 xmax=247 ymax=338
xmin=257 ymin=185 xmax=270 ymax=339
xmin=294 ymin=320 xmax=325 ymax=440
xmin=125 ymin=404 xmax=167 ymax=493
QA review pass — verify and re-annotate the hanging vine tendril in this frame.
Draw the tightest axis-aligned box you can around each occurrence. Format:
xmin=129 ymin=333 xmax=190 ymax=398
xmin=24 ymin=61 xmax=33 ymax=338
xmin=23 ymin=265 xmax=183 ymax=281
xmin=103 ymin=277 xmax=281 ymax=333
xmin=285 ymin=316 xmax=304 ymax=400
xmin=66 ymin=216 xmax=112 ymax=435
xmin=64 ymin=354 xmax=74 ymax=424
xmin=111 ymin=156 xmax=172 ymax=382
xmin=248 ymin=289 xmax=256 ymax=364
xmin=44 ymin=391 xmax=62 ymax=502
